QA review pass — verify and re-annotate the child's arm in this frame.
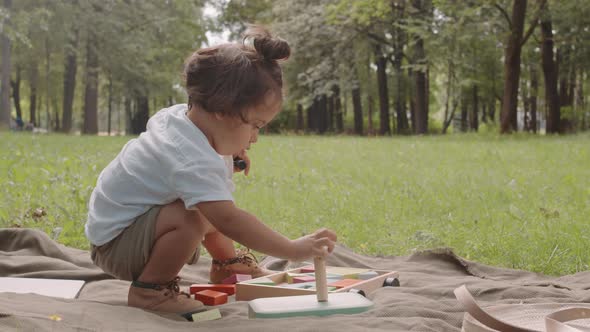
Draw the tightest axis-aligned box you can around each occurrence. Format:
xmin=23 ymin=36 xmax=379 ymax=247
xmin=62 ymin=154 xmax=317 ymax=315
xmin=196 ymin=200 xmax=336 ymax=260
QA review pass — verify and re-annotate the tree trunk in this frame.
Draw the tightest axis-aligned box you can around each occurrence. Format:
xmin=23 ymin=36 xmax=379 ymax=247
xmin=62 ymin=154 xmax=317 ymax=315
xmin=408 ymin=68 xmax=416 ymax=133
xmin=318 ymin=94 xmax=328 ymax=134
xmin=333 ymin=85 xmax=343 ymax=133
xmin=489 ymin=99 xmax=496 ymax=123
xmin=10 ymin=66 xmax=22 ymax=126
xmin=45 ymin=38 xmax=51 ymax=130
xmin=352 ymin=84 xmax=363 ymax=135
xmin=83 ymin=34 xmax=99 ymax=134
xmin=0 ymin=0 xmax=12 ymax=129
xmin=296 ymin=103 xmax=303 ymax=133
xmin=557 ymin=48 xmax=574 ymax=108
xmin=460 ymin=93 xmax=468 ymax=132
xmin=412 ymin=0 xmax=429 ymax=134
xmin=124 ymin=96 xmax=132 ymax=135
xmin=394 ymin=53 xmax=409 ymax=134
xmin=470 ymin=84 xmax=479 ymax=131
xmin=131 ymin=94 xmax=149 ymax=134
xmin=575 ymin=70 xmax=585 ymax=130
xmin=522 ymin=77 xmax=530 ymax=130
xmin=52 ymin=96 xmax=60 ymax=131
xmin=306 ymin=103 xmax=313 ymax=133
xmin=500 ymin=0 xmax=527 ymax=133
xmin=29 ymin=65 xmax=38 ymax=127
xmin=540 ymin=6 xmax=560 ymax=134
xmin=327 ymin=92 xmax=334 ymax=132
xmin=375 ymin=45 xmax=390 ymax=135
xmin=108 ymin=76 xmax=113 ymax=135
xmin=392 ymin=0 xmax=409 ymax=134
xmin=62 ymin=31 xmax=78 ymax=133
xmin=368 ymin=96 xmax=374 ymax=135
xmin=529 ymin=64 xmax=538 ymax=133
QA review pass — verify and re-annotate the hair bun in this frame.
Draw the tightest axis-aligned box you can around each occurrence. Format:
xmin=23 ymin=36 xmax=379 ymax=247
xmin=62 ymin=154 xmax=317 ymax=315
xmin=243 ymin=25 xmax=291 ymax=61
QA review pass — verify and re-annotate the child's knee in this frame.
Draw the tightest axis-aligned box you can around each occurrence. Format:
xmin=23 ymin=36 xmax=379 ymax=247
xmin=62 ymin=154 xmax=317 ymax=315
xmin=158 ymin=200 xmax=207 ymax=236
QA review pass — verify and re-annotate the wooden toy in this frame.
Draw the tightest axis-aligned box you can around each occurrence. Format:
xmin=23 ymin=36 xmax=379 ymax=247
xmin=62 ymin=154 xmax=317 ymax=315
xmin=240 ymin=277 xmax=276 ymax=286
xmin=286 ymin=272 xmax=309 ymax=283
xmin=195 ymin=290 xmax=228 ymax=306
xmin=191 ymin=308 xmax=222 ymax=322
xmin=281 ymin=281 xmax=316 ymax=289
xmin=222 ymin=274 xmax=251 ymax=284
xmin=247 ymin=256 xmax=373 ymax=318
xmin=189 ymin=284 xmax=236 ymax=295
xmin=328 ymin=279 xmax=362 ymax=288
xmin=236 ymin=266 xmax=399 ymax=301
xmin=292 ymin=276 xmax=315 ymax=284
xmin=299 ymin=265 xmax=315 ymax=273
xmin=358 ymin=271 xmax=379 ymax=280
xmin=326 ymin=267 xmax=371 ymax=279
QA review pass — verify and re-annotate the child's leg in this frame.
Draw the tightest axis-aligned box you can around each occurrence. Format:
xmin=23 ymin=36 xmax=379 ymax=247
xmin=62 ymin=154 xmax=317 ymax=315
xmin=125 ymin=200 xmax=212 ymax=318
xmin=198 ymin=213 xmax=274 ymax=283
xmin=137 ymin=200 xmax=211 ymax=284
xmin=201 ymin=227 xmax=236 ymax=260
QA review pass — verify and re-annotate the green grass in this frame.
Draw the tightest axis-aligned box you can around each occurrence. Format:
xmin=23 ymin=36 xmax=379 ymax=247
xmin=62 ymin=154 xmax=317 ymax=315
xmin=1 ymin=132 xmax=589 ymax=276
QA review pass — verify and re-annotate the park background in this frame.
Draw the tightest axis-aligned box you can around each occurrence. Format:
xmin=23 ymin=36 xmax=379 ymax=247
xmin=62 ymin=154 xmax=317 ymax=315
xmin=0 ymin=0 xmax=588 ymax=276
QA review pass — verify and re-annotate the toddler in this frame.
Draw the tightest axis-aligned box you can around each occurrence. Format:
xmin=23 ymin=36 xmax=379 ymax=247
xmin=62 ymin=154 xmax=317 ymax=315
xmin=85 ymin=26 xmax=337 ymax=319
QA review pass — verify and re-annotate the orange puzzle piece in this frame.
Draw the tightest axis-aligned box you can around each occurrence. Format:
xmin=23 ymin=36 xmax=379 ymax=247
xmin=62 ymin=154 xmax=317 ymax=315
xmin=189 ymin=284 xmax=236 ymax=295
xmin=328 ymin=279 xmax=362 ymax=288
xmin=195 ymin=290 xmax=228 ymax=306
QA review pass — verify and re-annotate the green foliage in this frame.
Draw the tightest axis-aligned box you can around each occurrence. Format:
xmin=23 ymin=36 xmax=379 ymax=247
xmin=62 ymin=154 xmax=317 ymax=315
xmin=326 ymin=0 xmax=391 ymax=27
xmin=2 ymin=132 xmax=590 ymax=275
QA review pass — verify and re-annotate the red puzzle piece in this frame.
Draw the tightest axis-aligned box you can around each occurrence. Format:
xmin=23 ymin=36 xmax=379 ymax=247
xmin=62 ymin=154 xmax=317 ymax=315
xmin=195 ymin=290 xmax=228 ymax=306
xmin=189 ymin=284 xmax=236 ymax=295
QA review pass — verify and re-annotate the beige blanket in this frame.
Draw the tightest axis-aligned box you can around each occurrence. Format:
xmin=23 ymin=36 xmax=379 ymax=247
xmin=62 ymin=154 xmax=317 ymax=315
xmin=1 ymin=228 xmax=589 ymax=331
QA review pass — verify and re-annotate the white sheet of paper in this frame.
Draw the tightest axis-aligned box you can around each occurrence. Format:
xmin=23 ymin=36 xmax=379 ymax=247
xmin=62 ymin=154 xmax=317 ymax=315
xmin=0 ymin=277 xmax=85 ymax=299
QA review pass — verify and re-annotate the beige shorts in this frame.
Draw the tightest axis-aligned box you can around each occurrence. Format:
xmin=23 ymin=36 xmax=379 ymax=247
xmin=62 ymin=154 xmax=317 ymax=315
xmin=91 ymin=205 xmax=201 ymax=281
xmin=90 ymin=206 xmax=162 ymax=281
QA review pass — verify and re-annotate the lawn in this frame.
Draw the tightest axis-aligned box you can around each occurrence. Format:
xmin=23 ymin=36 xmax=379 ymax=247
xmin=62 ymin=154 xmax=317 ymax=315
xmin=1 ymin=132 xmax=589 ymax=276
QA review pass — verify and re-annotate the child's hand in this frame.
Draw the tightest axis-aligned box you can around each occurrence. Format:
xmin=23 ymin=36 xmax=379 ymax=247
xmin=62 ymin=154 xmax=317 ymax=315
xmin=290 ymin=228 xmax=337 ymax=261
xmin=233 ymin=150 xmax=251 ymax=175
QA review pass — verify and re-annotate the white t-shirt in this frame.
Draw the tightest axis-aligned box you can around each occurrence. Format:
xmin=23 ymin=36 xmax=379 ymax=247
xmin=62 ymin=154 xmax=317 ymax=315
xmin=85 ymin=104 xmax=235 ymax=246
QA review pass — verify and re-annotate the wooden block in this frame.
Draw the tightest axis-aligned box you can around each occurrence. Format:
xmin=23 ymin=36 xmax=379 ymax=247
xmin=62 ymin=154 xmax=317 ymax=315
xmin=326 ymin=267 xmax=370 ymax=279
xmin=286 ymin=273 xmax=308 ymax=284
xmin=292 ymin=276 xmax=315 ymax=284
xmin=328 ymin=279 xmax=362 ymax=288
xmin=191 ymin=308 xmax=222 ymax=322
xmin=299 ymin=265 xmax=315 ymax=273
xmin=281 ymin=281 xmax=316 ymax=289
xmin=358 ymin=271 xmax=379 ymax=280
xmin=326 ymin=273 xmax=344 ymax=280
xmin=222 ymin=274 xmax=251 ymax=284
xmin=189 ymin=284 xmax=236 ymax=295
xmin=195 ymin=290 xmax=228 ymax=306
xmin=240 ymin=277 xmax=275 ymax=286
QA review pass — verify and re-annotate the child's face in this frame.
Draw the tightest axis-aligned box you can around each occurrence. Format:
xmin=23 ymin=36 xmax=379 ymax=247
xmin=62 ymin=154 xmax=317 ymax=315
xmin=221 ymin=92 xmax=281 ymax=155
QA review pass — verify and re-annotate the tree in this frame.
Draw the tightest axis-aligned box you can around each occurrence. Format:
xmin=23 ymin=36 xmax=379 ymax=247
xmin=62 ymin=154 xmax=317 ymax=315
xmin=539 ymin=1 xmax=560 ymax=134
xmin=499 ymin=0 xmax=528 ymax=133
xmin=0 ymin=0 xmax=12 ymax=129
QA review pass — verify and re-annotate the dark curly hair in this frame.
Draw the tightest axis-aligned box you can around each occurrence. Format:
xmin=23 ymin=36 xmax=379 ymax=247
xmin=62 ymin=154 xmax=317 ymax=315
xmin=183 ymin=25 xmax=290 ymax=122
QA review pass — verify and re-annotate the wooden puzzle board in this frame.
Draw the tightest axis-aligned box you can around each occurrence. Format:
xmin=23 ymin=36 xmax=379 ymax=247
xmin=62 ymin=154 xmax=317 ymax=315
xmin=235 ymin=266 xmax=398 ymax=301
xmin=0 ymin=277 xmax=85 ymax=299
